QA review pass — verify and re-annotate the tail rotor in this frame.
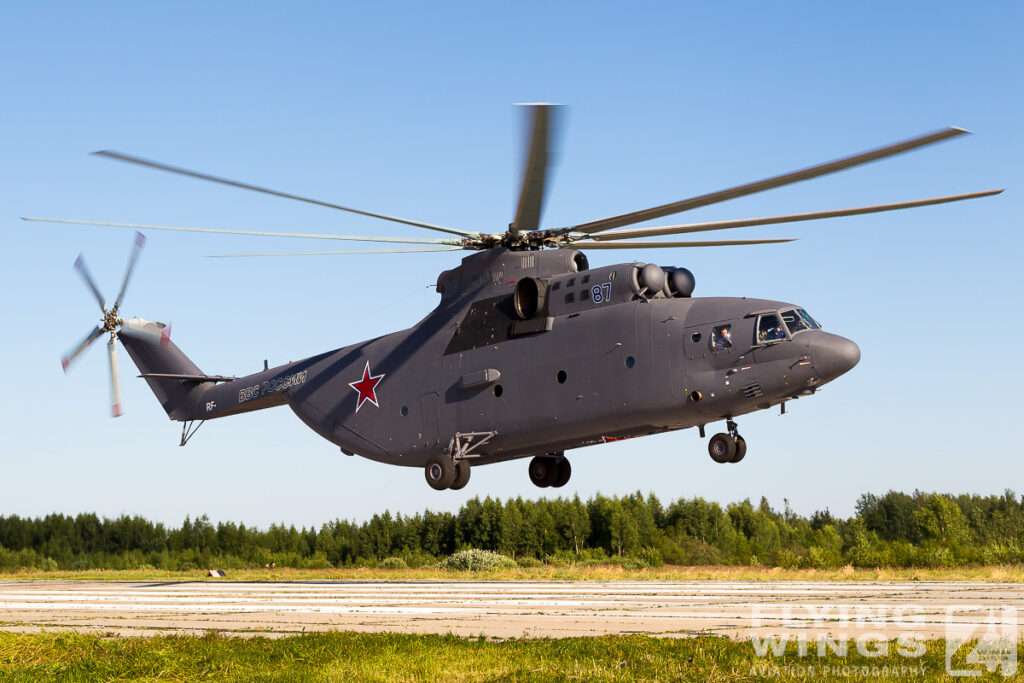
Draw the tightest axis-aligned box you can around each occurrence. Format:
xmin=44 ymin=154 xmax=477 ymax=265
xmin=61 ymin=232 xmax=148 ymax=417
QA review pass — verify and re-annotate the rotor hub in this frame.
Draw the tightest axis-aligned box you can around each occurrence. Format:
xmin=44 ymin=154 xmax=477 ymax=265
xmin=102 ymin=307 xmax=123 ymax=334
xmin=461 ymin=229 xmax=576 ymax=251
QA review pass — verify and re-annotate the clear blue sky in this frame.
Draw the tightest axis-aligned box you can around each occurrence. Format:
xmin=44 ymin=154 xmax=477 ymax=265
xmin=1 ymin=2 xmax=1021 ymax=527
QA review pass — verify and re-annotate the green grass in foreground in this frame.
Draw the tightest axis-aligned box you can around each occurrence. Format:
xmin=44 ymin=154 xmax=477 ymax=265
xmin=0 ymin=632 xmax=1019 ymax=682
xmin=4 ymin=564 xmax=1024 ymax=583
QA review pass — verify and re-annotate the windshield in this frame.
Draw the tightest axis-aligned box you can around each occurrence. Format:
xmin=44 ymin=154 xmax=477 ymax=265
xmin=798 ymin=309 xmax=821 ymax=329
xmin=779 ymin=308 xmax=822 ymax=335
xmin=781 ymin=309 xmax=809 ymax=334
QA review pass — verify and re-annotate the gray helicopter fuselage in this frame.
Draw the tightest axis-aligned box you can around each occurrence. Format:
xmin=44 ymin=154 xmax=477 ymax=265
xmin=177 ymin=247 xmax=859 ymax=468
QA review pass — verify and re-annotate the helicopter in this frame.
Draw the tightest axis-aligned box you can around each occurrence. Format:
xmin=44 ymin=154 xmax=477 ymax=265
xmin=27 ymin=105 xmax=1002 ymax=490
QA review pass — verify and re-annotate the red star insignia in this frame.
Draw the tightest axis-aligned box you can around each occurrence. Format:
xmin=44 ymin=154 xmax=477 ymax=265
xmin=348 ymin=361 xmax=384 ymax=412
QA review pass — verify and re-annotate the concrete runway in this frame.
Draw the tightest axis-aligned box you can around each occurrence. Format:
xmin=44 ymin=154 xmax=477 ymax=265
xmin=0 ymin=580 xmax=1021 ymax=639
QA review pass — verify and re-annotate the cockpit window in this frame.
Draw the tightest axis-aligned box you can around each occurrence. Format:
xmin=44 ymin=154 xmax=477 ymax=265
xmin=711 ymin=325 xmax=733 ymax=352
xmin=781 ymin=309 xmax=809 ymax=334
xmin=756 ymin=313 xmax=787 ymax=344
xmin=798 ymin=309 xmax=821 ymax=329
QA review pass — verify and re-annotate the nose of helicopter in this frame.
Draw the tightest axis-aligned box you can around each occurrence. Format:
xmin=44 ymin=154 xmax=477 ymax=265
xmin=810 ymin=332 xmax=861 ymax=382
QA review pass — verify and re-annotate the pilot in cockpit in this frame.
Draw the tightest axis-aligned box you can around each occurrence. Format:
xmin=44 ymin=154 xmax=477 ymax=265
xmin=713 ymin=326 xmax=732 ymax=351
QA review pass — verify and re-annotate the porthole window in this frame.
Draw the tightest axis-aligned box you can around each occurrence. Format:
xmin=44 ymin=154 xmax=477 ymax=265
xmin=691 ymin=333 xmax=702 ymax=343
xmin=557 ymin=370 xmax=567 ymax=384
xmin=400 ymin=406 xmax=409 ymax=417
xmin=625 ymin=356 xmax=636 ymax=368
xmin=493 ymin=384 xmax=504 ymax=397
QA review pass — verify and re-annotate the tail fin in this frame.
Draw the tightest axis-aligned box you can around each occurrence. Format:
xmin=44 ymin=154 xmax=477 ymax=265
xmin=117 ymin=318 xmax=207 ymax=421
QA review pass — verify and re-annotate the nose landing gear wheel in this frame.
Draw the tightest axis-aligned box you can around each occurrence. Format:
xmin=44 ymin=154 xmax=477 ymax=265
xmin=552 ymin=458 xmax=571 ymax=488
xmin=425 ymin=455 xmax=456 ymax=490
xmin=528 ymin=454 xmax=561 ymax=488
xmin=450 ymin=460 xmax=471 ymax=490
xmin=708 ymin=433 xmax=736 ymax=463
xmin=730 ymin=436 xmax=747 ymax=463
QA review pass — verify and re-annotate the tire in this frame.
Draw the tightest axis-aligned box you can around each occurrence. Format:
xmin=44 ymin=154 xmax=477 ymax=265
xmin=425 ymin=455 xmax=456 ymax=490
xmin=552 ymin=458 xmax=572 ymax=488
xmin=731 ymin=436 xmax=746 ymax=463
xmin=528 ymin=456 xmax=559 ymax=488
xmin=450 ymin=460 xmax=471 ymax=490
xmin=708 ymin=433 xmax=736 ymax=463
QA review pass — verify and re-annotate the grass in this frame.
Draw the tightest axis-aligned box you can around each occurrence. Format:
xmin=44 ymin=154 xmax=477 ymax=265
xmin=2 ymin=564 xmax=1023 ymax=583
xmin=2 ymin=631 xmax=1017 ymax=682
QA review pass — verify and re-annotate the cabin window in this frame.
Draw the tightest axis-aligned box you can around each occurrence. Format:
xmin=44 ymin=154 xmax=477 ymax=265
xmin=556 ymin=370 xmax=567 ymax=384
xmin=756 ymin=314 xmax=787 ymax=344
xmin=711 ymin=325 xmax=733 ymax=352
xmin=625 ymin=356 xmax=636 ymax=368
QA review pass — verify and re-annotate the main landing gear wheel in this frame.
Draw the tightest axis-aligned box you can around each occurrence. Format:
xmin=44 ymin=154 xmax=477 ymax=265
xmin=425 ymin=455 xmax=456 ymax=490
xmin=529 ymin=454 xmax=561 ymax=488
xmin=450 ymin=460 xmax=471 ymax=490
xmin=708 ymin=433 xmax=736 ymax=463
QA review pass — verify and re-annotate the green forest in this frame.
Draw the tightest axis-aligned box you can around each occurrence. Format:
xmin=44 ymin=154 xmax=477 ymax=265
xmin=1 ymin=490 xmax=1022 ymax=571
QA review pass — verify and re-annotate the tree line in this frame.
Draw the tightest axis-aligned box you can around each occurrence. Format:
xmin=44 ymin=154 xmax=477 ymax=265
xmin=0 ymin=490 xmax=1021 ymax=571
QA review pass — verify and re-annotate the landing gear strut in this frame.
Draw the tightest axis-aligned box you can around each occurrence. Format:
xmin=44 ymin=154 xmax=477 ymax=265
xmin=708 ymin=420 xmax=746 ymax=464
xmin=529 ymin=453 xmax=571 ymax=488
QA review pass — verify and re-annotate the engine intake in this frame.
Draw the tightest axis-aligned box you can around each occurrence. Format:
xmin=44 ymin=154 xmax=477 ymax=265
xmin=513 ymin=277 xmax=549 ymax=319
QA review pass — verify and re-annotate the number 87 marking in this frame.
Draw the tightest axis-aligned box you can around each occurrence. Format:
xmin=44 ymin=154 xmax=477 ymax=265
xmin=592 ymin=282 xmax=612 ymax=303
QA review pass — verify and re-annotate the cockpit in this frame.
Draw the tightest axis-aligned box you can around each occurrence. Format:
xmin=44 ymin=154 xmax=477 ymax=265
xmin=755 ymin=308 xmax=821 ymax=344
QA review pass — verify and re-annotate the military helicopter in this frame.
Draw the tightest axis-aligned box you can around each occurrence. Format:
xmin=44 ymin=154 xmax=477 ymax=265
xmin=27 ymin=105 xmax=1001 ymax=490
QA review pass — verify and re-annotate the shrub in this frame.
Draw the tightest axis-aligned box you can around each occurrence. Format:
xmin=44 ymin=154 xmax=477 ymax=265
xmin=441 ymin=549 xmax=515 ymax=571
xmin=516 ymin=556 xmax=543 ymax=568
xmin=632 ymin=546 xmax=664 ymax=568
xmin=379 ymin=556 xmax=408 ymax=570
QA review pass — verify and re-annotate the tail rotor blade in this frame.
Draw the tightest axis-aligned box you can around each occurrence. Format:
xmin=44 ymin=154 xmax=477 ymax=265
xmin=73 ymin=255 xmax=106 ymax=311
xmin=107 ymin=338 xmax=123 ymax=418
xmin=62 ymin=325 xmax=104 ymax=373
xmin=113 ymin=231 xmax=146 ymax=311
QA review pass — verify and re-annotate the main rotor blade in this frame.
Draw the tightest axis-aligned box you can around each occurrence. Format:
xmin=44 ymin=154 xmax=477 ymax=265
xmin=589 ymin=189 xmax=1004 ymax=241
xmin=510 ymin=104 xmax=563 ymax=235
xmin=91 ymin=151 xmax=476 ymax=238
xmin=572 ymin=238 xmax=795 ymax=249
xmin=570 ymin=127 xmax=970 ymax=235
xmin=108 ymin=338 xmax=123 ymax=418
xmin=61 ymin=325 xmax=104 ymax=373
xmin=113 ymin=231 xmax=145 ymax=312
xmin=73 ymin=254 xmax=106 ymax=311
xmin=207 ymin=245 xmax=465 ymax=257
xmin=22 ymin=217 xmax=465 ymax=246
